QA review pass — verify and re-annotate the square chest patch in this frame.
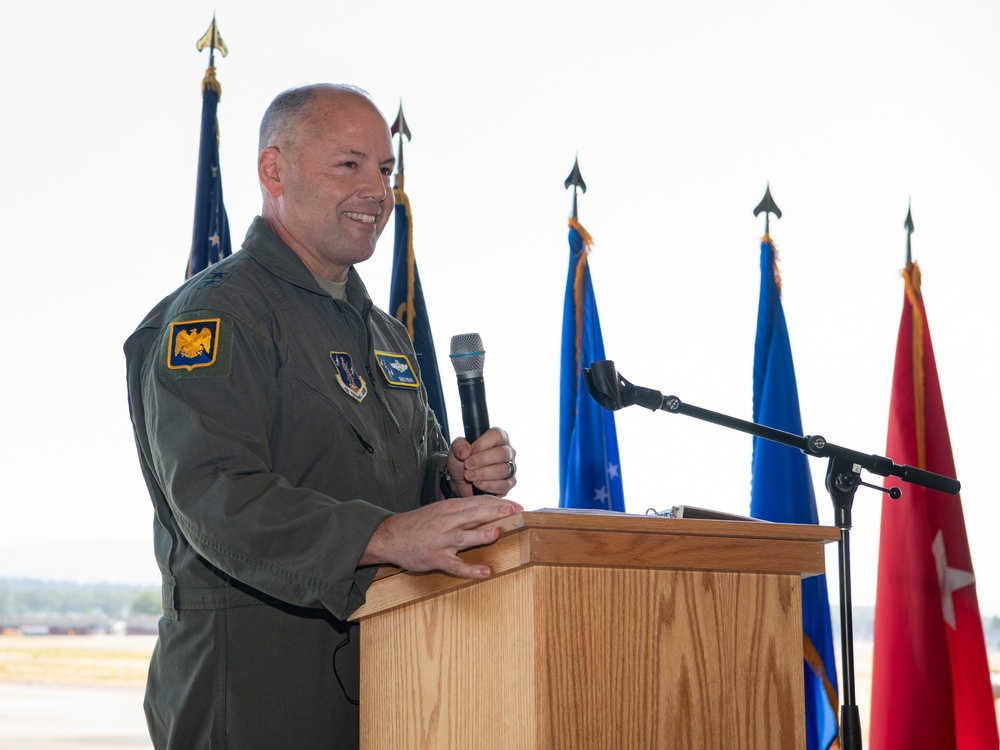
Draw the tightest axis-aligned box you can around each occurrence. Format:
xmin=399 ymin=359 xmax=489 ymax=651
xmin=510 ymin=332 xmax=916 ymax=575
xmin=374 ymin=351 xmax=420 ymax=388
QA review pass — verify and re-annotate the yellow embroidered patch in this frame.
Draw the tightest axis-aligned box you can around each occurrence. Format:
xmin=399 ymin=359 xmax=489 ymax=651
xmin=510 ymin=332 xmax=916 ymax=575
xmin=167 ymin=318 xmax=221 ymax=371
xmin=374 ymin=351 xmax=420 ymax=389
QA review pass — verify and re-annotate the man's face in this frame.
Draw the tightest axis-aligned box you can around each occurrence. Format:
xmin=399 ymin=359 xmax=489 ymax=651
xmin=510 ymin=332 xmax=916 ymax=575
xmin=271 ymin=92 xmax=395 ymax=279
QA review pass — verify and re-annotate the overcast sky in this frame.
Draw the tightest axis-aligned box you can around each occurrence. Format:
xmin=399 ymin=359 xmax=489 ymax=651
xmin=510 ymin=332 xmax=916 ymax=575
xmin=1 ymin=0 xmax=997 ymax=616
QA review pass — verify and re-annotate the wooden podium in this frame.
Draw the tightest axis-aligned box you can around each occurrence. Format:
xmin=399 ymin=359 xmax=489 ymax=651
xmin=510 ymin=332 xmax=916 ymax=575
xmin=350 ymin=510 xmax=838 ymax=750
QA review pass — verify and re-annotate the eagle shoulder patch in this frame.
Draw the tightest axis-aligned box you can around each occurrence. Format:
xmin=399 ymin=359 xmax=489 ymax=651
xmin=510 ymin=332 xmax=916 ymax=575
xmin=159 ymin=312 xmax=233 ymax=381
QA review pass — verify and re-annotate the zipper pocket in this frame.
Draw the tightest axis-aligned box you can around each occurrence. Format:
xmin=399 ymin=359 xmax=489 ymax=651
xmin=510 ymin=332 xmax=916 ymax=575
xmin=350 ymin=423 xmax=375 ymax=454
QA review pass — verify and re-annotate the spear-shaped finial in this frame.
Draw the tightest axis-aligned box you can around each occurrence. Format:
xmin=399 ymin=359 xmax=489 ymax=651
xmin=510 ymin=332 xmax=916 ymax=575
xmin=564 ymin=156 xmax=587 ymax=220
xmin=753 ymin=182 xmax=782 ymax=237
xmin=196 ymin=14 xmax=228 ymax=69
xmin=391 ymin=100 xmax=411 ymax=191
xmin=904 ymin=200 xmax=915 ymax=265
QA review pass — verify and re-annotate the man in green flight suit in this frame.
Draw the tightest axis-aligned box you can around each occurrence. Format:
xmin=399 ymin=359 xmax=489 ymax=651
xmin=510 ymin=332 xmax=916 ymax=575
xmin=125 ymin=83 xmax=520 ymax=749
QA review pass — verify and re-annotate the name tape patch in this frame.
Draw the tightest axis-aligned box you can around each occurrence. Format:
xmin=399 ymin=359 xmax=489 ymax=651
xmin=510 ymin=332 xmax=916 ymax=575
xmin=374 ymin=351 xmax=420 ymax=389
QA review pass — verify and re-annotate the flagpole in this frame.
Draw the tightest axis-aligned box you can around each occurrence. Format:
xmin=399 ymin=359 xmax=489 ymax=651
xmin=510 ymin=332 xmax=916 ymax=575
xmin=391 ymin=100 xmax=411 ymax=192
xmin=868 ymin=207 xmax=998 ymax=748
xmin=750 ymin=189 xmax=842 ymax=750
xmin=386 ymin=101 xmax=451 ymax=443
xmin=187 ymin=15 xmax=231 ymax=279
xmin=564 ymin=156 xmax=586 ymax=221
xmin=753 ymin=184 xmax=861 ymax=746
xmin=196 ymin=14 xmax=228 ymax=65
xmin=559 ymin=158 xmax=625 ymax=511
xmin=753 ymin=182 xmax=782 ymax=237
xmin=904 ymin=200 xmax=914 ymax=265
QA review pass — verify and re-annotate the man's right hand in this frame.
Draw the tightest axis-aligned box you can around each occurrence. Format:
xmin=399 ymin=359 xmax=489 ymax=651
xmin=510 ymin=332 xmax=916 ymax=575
xmin=359 ymin=497 xmax=523 ymax=579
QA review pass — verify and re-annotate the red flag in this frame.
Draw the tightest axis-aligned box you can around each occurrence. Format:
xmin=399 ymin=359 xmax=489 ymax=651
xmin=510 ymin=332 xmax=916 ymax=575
xmin=870 ymin=261 xmax=998 ymax=749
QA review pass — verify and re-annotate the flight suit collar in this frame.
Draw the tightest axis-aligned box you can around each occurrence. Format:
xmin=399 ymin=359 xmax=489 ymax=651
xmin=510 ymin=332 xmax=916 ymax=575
xmin=241 ymin=216 xmax=374 ymax=318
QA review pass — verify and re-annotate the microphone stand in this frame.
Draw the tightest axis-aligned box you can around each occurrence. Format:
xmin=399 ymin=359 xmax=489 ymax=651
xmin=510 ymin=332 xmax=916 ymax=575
xmin=582 ymin=361 xmax=960 ymax=750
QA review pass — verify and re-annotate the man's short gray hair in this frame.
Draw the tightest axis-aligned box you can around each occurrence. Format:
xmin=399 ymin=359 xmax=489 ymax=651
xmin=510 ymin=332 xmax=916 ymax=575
xmin=258 ymin=83 xmax=374 ymax=153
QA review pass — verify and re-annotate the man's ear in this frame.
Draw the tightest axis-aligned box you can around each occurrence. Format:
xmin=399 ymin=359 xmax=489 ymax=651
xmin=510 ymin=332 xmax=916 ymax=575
xmin=258 ymin=147 xmax=283 ymax=197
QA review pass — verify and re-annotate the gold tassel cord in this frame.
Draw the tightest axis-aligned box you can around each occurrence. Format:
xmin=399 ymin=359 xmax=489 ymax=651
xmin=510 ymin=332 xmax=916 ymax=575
xmin=569 ymin=216 xmax=593 ymax=249
xmin=803 ymin=634 xmax=841 ymax=748
xmin=902 ymin=261 xmax=925 ymax=468
xmin=202 ymin=66 xmax=222 ymax=98
xmin=762 ymin=234 xmax=783 ymax=296
xmin=568 ymin=218 xmax=593 ymax=377
xmin=393 ymin=188 xmax=416 ymax=340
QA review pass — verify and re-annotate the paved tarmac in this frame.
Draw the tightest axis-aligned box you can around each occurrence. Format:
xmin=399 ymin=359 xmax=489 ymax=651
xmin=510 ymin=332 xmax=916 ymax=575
xmin=0 ymin=682 xmax=151 ymax=749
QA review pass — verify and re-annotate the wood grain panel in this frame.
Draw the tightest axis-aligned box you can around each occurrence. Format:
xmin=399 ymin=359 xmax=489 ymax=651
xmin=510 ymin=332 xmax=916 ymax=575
xmin=523 ymin=528 xmax=826 ymax=574
xmin=357 ymin=513 xmax=828 ymax=748
xmin=533 ymin=566 xmax=803 ymax=750
xmin=361 ymin=567 xmax=538 ymax=749
xmin=352 ymin=513 xmax=834 ymax=621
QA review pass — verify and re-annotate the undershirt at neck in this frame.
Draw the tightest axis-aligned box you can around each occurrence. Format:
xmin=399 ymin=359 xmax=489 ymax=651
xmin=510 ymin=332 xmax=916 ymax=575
xmin=313 ymin=274 xmax=348 ymax=301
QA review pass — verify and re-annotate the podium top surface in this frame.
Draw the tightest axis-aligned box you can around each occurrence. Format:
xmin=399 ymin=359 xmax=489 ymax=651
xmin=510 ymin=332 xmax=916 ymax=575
xmin=495 ymin=508 xmax=838 ymax=540
xmin=350 ymin=510 xmax=838 ymax=621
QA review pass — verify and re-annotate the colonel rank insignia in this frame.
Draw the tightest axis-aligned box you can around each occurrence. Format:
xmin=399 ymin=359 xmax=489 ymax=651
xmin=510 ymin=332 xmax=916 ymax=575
xmin=160 ymin=312 xmax=233 ymax=380
xmin=374 ymin=351 xmax=420 ymax=389
xmin=330 ymin=351 xmax=368 ymax=403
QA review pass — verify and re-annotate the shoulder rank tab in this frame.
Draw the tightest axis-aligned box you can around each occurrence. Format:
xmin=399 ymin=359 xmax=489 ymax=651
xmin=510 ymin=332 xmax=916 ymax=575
xmin=201 ymin=269 xmax=231 ymax=288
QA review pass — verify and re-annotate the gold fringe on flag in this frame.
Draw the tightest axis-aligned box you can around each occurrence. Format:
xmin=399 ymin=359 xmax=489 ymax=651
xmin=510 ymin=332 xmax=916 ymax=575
xmin=393 ymin=187 xmax=416 ymax=340
xmin=202 ymin=66 xmax=222 ymax=98
xmin=762 ymin=234 xmax=783 ymax=296
xmin=568 ymin=217 xmax=593 ymax=377
xmin=804 ymin=634 xmax=841 ymax=749
xmin=902 ymin=261 xmax=925 ymax=468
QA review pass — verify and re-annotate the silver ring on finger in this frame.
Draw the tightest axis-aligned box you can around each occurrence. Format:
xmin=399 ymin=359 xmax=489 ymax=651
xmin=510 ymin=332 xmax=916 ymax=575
xmin=504 ymin=460 xmax=515 ymax=480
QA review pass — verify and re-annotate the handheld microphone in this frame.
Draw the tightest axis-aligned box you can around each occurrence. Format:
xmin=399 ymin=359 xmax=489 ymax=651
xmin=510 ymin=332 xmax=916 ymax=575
xmin=449 ymin=333 xmax=490 ymax=442
xmin=450 ymin=333 xmax=491 ymax=497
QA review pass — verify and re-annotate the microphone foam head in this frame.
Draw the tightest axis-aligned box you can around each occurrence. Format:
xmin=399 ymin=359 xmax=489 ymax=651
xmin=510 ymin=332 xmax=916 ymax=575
xmin=450 ymin=333 xmax=485 ymax=377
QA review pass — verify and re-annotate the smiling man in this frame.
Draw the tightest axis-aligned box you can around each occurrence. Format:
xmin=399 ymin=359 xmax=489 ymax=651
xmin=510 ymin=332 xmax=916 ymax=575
xmin=124 ymin=84 xmax=520 ymax=749
xmin=258 ymin=85 xmax=395 ymax=281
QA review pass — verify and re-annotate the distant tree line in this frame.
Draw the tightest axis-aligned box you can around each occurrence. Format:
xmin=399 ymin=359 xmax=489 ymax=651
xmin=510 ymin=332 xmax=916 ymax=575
xmin=0 ymin=578 xmax=160 ymax=616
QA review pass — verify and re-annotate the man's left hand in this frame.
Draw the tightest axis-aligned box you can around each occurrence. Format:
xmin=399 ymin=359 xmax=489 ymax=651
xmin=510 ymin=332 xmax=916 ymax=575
xmin=445 ymin=427 xmax=516 ymax=498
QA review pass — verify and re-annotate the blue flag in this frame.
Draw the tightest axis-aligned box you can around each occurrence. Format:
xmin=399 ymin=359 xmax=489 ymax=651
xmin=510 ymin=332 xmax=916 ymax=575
xmin=559 ymin=219 xmax=624 ymax=511
xmin=750 ymin=237 xmax=839 ymax=750
xmin=186 ymin=66 xmax=231 ymax=279
xmin=388 ymin=187 xmax=450 ymax=443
